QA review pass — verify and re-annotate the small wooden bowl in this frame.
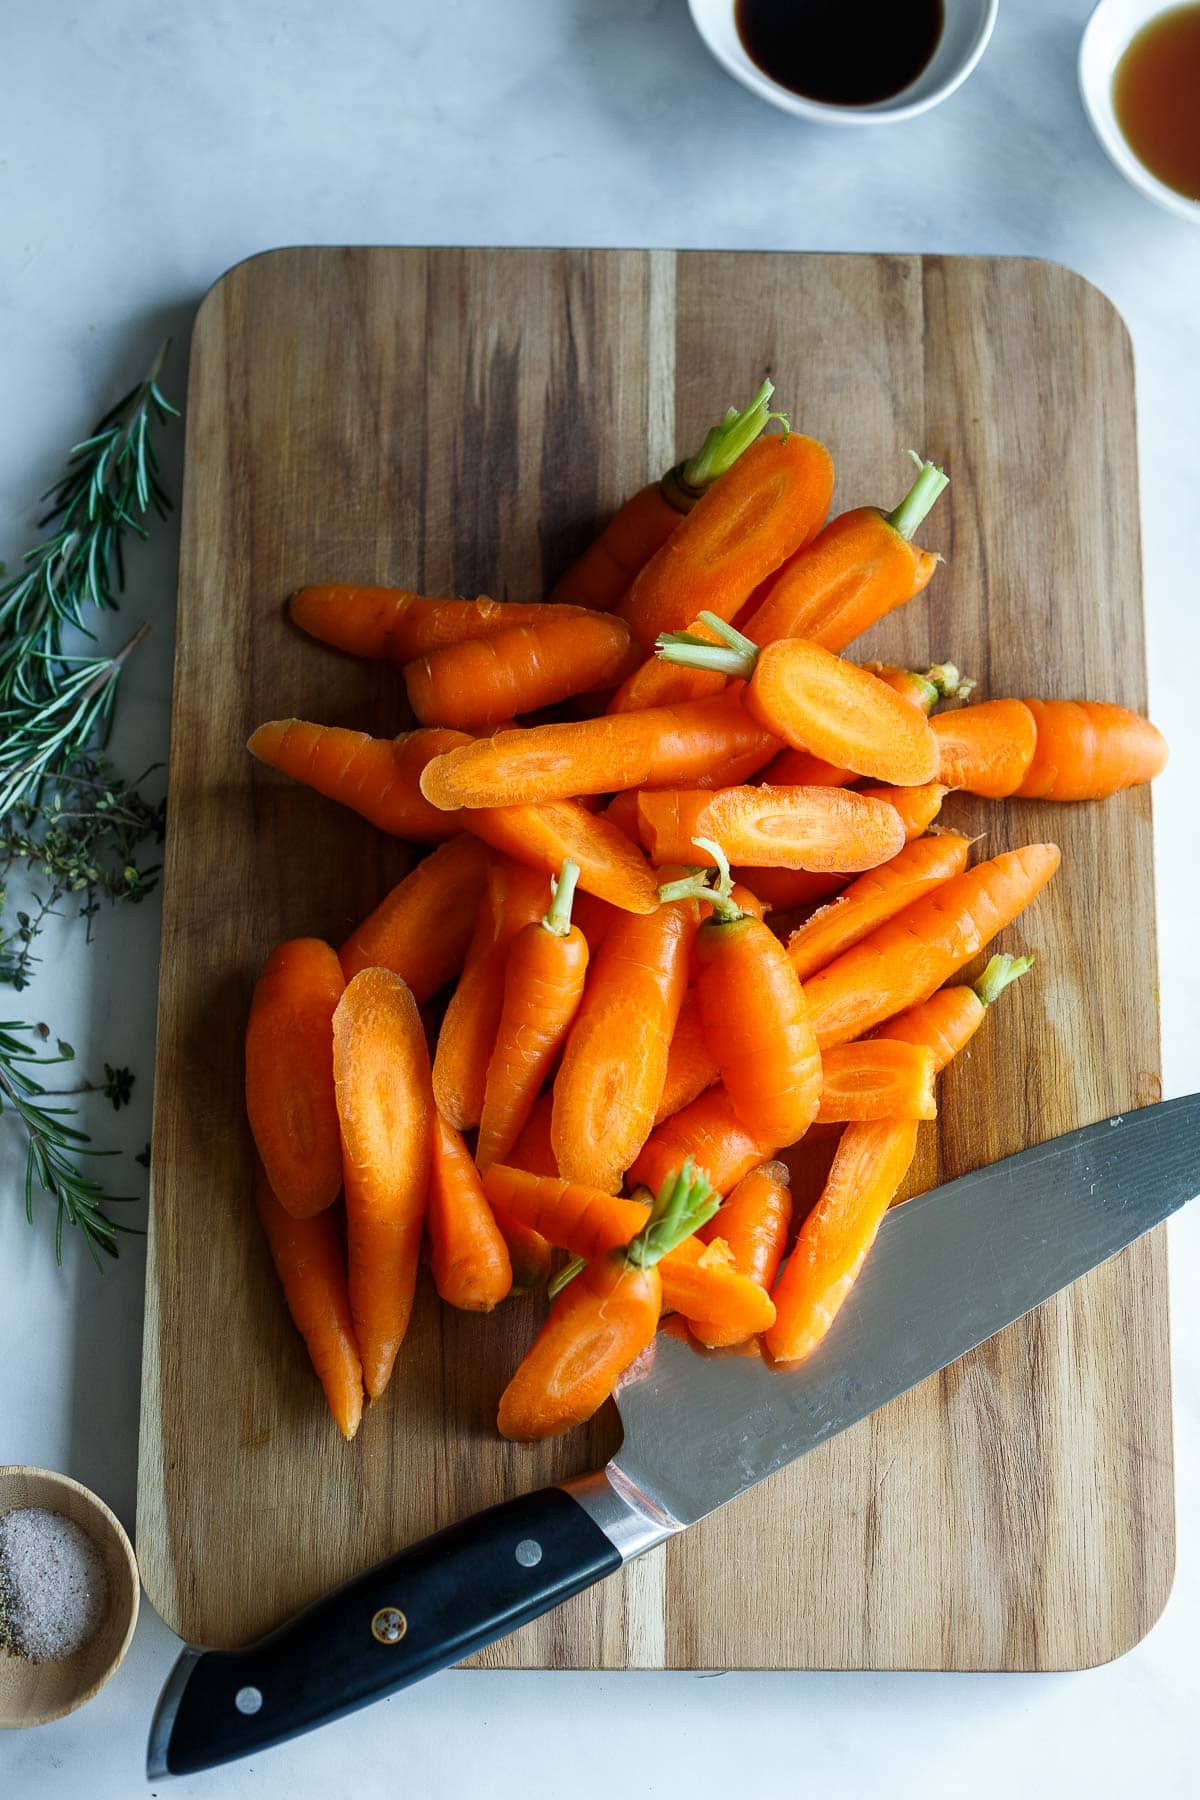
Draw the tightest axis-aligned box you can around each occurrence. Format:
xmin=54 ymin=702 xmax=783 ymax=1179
xmin=0 ymin=1466 xmax=140 ymax=1729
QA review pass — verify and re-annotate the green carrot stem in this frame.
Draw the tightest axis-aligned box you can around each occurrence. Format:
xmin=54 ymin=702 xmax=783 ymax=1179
xmin=974 ymin=952 xmax=1035 ymax=1007
xmin=543 ymin=857 xmax=580 ymax=936
xmin=674 ymin=378 xmax=789 ymax=496
xmin=547 ymin=1253 xmax=585 ymax=1299
xmin=626 ymin=1157 xmax=721 ymax=1269
xmin=884 ymin=451 xmax=949 ymax=542
xmin=925 ymin=662 xmax=975 ymax=703
xmin=655 ymin=610 xmax=759 ymax=678
xmin=657 ymin=836 xmax=743 ymax=921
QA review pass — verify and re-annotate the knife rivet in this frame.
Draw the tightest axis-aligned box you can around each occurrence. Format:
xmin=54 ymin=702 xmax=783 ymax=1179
xmin=235 ymin=1686 xmax=263 ymax=1715
xmin=514 ymin=1538 xmax=543 ymax=1568
xmin=371 ymin=1606 xmax=408 ymax=1645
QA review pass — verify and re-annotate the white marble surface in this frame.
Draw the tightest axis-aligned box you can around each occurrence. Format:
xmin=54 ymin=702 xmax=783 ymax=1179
xmin=1 ymin=1 xmax=1198 ymax=1794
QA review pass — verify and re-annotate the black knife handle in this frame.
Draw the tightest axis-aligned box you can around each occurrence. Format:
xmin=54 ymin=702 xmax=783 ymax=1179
xmin=161 ymin=1487 xmax=621 ymax=1775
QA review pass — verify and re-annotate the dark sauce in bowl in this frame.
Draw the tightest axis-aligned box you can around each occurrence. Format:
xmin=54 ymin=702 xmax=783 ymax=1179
xmin=1112 ymin=4 xmax=1200 ymax=202
xmin=735 ymin=0 xmax=945 ymax=107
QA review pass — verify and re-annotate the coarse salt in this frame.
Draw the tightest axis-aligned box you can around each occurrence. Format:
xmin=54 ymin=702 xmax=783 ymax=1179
xmin=0 ymin=1506 xmax=109 ymax=1662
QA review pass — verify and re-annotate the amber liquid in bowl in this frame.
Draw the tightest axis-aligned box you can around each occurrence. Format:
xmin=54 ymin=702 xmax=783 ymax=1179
xmin=1112 ymin=4 xmax=1200 ymax=200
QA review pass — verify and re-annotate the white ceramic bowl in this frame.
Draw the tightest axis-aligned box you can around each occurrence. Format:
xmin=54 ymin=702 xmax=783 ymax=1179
xmin=687 ymin=0 xmax=998 ymax=125
xmin=1080 ymin=0 xmax=1200 ymax=223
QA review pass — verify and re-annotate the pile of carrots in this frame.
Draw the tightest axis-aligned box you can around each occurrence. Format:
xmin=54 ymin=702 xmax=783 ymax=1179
xmin=242 ymin=386 xmax=1167 ymax=1443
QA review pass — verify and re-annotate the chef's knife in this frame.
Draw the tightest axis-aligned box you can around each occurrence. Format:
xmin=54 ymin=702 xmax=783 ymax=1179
xmin=148 ymin=1097 xmax=1198 ymax=1778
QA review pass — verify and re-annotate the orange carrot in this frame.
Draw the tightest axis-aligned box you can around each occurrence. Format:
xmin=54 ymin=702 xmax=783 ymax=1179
xmin=730 ymin=866 xmax=848 ymax=913
xmin=339 ymin=833 xmax=491 ymax=995
xmin=290 ymin=587 xmax=556 ymax=666
xmin=932 ymin=698 xmax=1038 ymax=798
xmin=636 ymin=784 xmax=905 ymax=872
xmin=460 ymin=795 xmax=658 ymax=915
xmin=615 ymin=432 xmax=835 ymax=651
xmin=787 ymin=833 xmax=972 ymax=980
xmin=419 ymin=690 xmax=777 ymax=811
xmin=654 ymin=989 xmax=720 ymax=1124
xmin=427 ymin=1113 xmax=513 ymax=1311
xmin=764 ymin=1119 xmax=920 ymax=1365
xmin=497 ymin=1163 xmax=721 ymax=1440
xmin=603 ymin=788 xmax=643 ymax=841
xmin=432 ymin=858 xmax=549 ymax=1129
xmin=551 ymin=892 xmax=697 ymax=1191
xmin=483 ymin=1162 xmax=776 ymax=1338
xmin=656 ymin=617 xmax=938 ymax=787
xmin=873 ymin=951 xmax=1036 ymax=1074
xmin=688 ymin=1159 xmax=792 ymax=1346
xmin=248 ymin=720 xmax=469 ymax=842
xmin=853 ymin=780 xmax=949 ymax=840
xmin=801 ymin=843 xmax=1060 ymax=1047
xmin=254 ymin=1162 xmax=363 ymax=1440
xmin=477 ymin=860 xmax=589 ymax=1170
xmin=763 ymin=662 xmax=963 ymax=786
xmin=629 ymin=1084 xmax=772 ymax=1197
xmin=404 ymin=609 xmax=636 ymax=731
xmin=509 ymin=1090 xmax=558 ymax=1177
xmin=1015 ymin=698 xmax=1168 ymax=800
xmin=816 ymin=1041 xmax=937 ymax=1122
xmin=550 ymin=380 xmax=788 ymax=609
xmin=245 ymin=938 xmax=345 ymax=1219
xmin=333 ymin=968 xmax=434 ymax=1399
xmin=662 ymin=843 xmax=822 ymax=1147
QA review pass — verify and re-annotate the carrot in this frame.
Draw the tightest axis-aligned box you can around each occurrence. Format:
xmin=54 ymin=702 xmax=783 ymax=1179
xmin=764 ymin=1119 xmax=920 ymax=1365
xmin=418 ymin=690 xmax=777 ymax=811
xmin=497 ymin=1163 xmax=722 ymax=1440
xmin=730 ymin=866 xmax=848 ymax=913
xmin=661 ymin=841 xmax=822 ymax=1147
xmin=816 ymin=1041 xmax=937 ymax=1122
xmin=741 ymin=452 xmax=948 ymax=652
xmin=629 ymin=1084 xmax=772 ymax=1197
xmin=482 ymin=1162 xmax=776 ymax=1338
xmin=332 ymin=968 xmax=434 ymax=1399
xmin=551 ymin=891 xmax=697 ymax=1192
xmin=248 ymin=720 xmax=469 ymax=843
xmin=614 ymin=432 xmax=835 ymax=652
xmin=459 ymin=795 xmax=658 ymax=915
xmin=339 ymin=832 xmax=491 ymax=995
xmin=763 ymin=662 xmax=965 ymax=787
xmin=873 ymin=951 xmax=1036 ymax=1073
xmin=477 ymin=860 xmax=590 ymax=1170
xmin=404 ymin=609 xmax=636 ymax=731
xmin=245 ymin=938 xmax=345 ymax=1219
xmin=602 ymin=788 xmax=643 ymax=841
xmin=290 ymin=587 xmax=556 ymax=666
xmin=697 ymin=1160 xmax=792 ymax=1289
xmin=656 ymin=616 xmax=938 ymax=787
xmin=254 ymin=1163 xmax=363 ymax=1440
xmin=550 ymin=379 xmax=788 ymax=609
xmin=853 ymin=780 xmax=948 ymax=840
xmin=1015 ymin=698 xmax=1168 ymax=800
xmin=636 ymin=784 xmax=905 ymax=872
xmin=787 ymin=833 xmax=972 ymax=980
xmin=432 ymin=858 xmax=549 ymax=1129
xmin=654 ymin=990 xmax=720 ymax=1124
xmin=932 ymin=698 xmax=1038 ymax=798
xmin=427 ymin=1113 xmax=513 ymax=1311
xmin=509 ymin=1090 xmax=559 ymax=1177
xmin=801 ymin=843 xmax=1060 ymax=1047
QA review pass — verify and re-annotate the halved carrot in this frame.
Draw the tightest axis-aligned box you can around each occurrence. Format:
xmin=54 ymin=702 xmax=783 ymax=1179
xmin=762 ymin=662 xmax=960 ymax=787
xmin=787 ymin=833 xmax=972 ymax=981
xmin=455 ymin=796 xmax=659 ymax=914
xmin=816 ymin=1041 xmax=937 ymax=1122
xmin=629 ymin=1085 xmax=771 ymax=1197
xmin=290 ymin=587 xmax=557 ymax=665
xmin=932 ymin=698 xmax=1038 ymax=798
xmin=245 ymin=938 xmax=345 ymax=1219
xmin=333 ymin=968 xmax=434 ymax=1399
xmin=248 ymin=720 xmax=469 ymax=843
xmin=254 ymin=1162 xmax=363 ymax=1440
xmin=404 ymin=609 xmax=636 ymax=731
xmin=339 ymin=833 xmax=491 ymax=995
xmin=427 ymin=1114 xmax=513 ymax=1311
xmin=636 ymin=784 xmax=905 ymax=872
xmin=689 ymin=1160 xmax=792 ymax=1346
xmin=1016 ymin=698 xmax=1168 ymax=800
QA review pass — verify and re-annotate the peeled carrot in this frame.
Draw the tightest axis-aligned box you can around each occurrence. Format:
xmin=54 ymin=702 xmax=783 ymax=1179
xmin=419 ymin=690 xmax=777 ymax=811
xmin=614 ymin=432 xmax=834 ymax=652
xmin=764 ymin=1119 xmax=920 ymax=1365
xmin=254 ymin=1162 xmax=363 ymax=1440
xmin=802 ymin=843 xmax=1060 ymax=1047
xmin=662 ymin=843 xmax=822 ymax=1147
xmin=730 ymin=866 xmax=848 ymax=913
xmin=697 ymin=1160 xmax=792 ymax=1289
xmin=509 ymin=1090 xmax=558 ymax=1177
xmin=873 ymin=951 xmax=1036 ymax=1074
xmin=290 ymin=587 xmax=556 ymax=666
xmin=432 ymin=858 xmax=549 ymax=1129
xmin=654 ymin=990 xmax=720 ymax=1124
xmin=763 ymin=662 xmax=962 ymax=787
xmin=1015 ymin=699 xmax=1168 ymax=800
xmin=550 ymin=380 xmax=788 ymax=609
xmin=853 ymin=780 xmax=949 ymax=840
xmin=551 ymin=892 xmax=697 ymax=1191
xmin=603 ymin=788 xmax=643 ymax=841
xmin=460 ymin=796 xmax=658 ymax=915
xmin=333 ymin=968 xmax=434 ymax=1399
xmin=245 ymin=938 xmax=345 ymax=1219
xmin=404 ymin=609 xmax=636 ymax=731
xmin=629 ymin=1084 xmax=771 ymax=1197
xmin=249 ymin=720 xmax=468 ymax=843
xmin=478 ymin=860 xmax=589 ymax=1170
xmin=657 ymin=616 xmax=938 ymax=787
xmin=787 ymin=833 xmax=972 ymax=980
xmin=636 ymin=784 xmax=905 ymax=872
xmin=497 ymin=1163 xmax=721 ymax=1440
xmin=932 ymin=698 xmax=1038 ymax=798
xmin=339 ymin=833 xmax=491 ymax=995
xmin=816 ymin=1040 xmax=937 ymax=1122
xmin=427 ymin=1114 xmax=513 ymax=1311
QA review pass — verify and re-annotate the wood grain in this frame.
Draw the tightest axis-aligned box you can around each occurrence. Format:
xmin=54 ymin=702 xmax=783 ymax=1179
xmin=137 ymin=249 xmax=1172 ymax=1670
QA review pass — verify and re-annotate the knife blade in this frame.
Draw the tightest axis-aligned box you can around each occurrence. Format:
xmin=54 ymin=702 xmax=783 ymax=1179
xmin=149 ymin=1097 xmax=1199 ymax=1777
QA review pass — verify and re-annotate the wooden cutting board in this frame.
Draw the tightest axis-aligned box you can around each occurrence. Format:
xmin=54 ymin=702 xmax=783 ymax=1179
xmin=137 ymin=249 xmax=1172 ymax=1670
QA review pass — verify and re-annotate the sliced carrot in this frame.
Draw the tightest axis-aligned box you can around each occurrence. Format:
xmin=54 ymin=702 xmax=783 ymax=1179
xmin=427 ymin=1114 xmax=513 ymax=1311
xmin=854 ymin=780 xmax=949 ymax=839
xmin=290 ymin=587 xmax=557 ymax=665
xmin=816 ymin=1041 xmax=937 ymax=1122
xmin=455 ymin=796 xmax=659 ymax=914
xmin=787 ymin=833 xmax=972 ymax=980
xmin=404 ymin=609 xmax=636 ymax=732
xmin=932 ymin=699 xmax=1038 ymax=797
xmin=339 ymin=833 xmax=491 ymax=996
xmin=245 ymin=938 xmax=345 ymax=1219
xmin=689 ymin=1160 xmax=792 ymax=1346
xmin=636 ymin=784 xmax=905 ymax=872
xmin=248 ymin=720 xmax=468 ymax=842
